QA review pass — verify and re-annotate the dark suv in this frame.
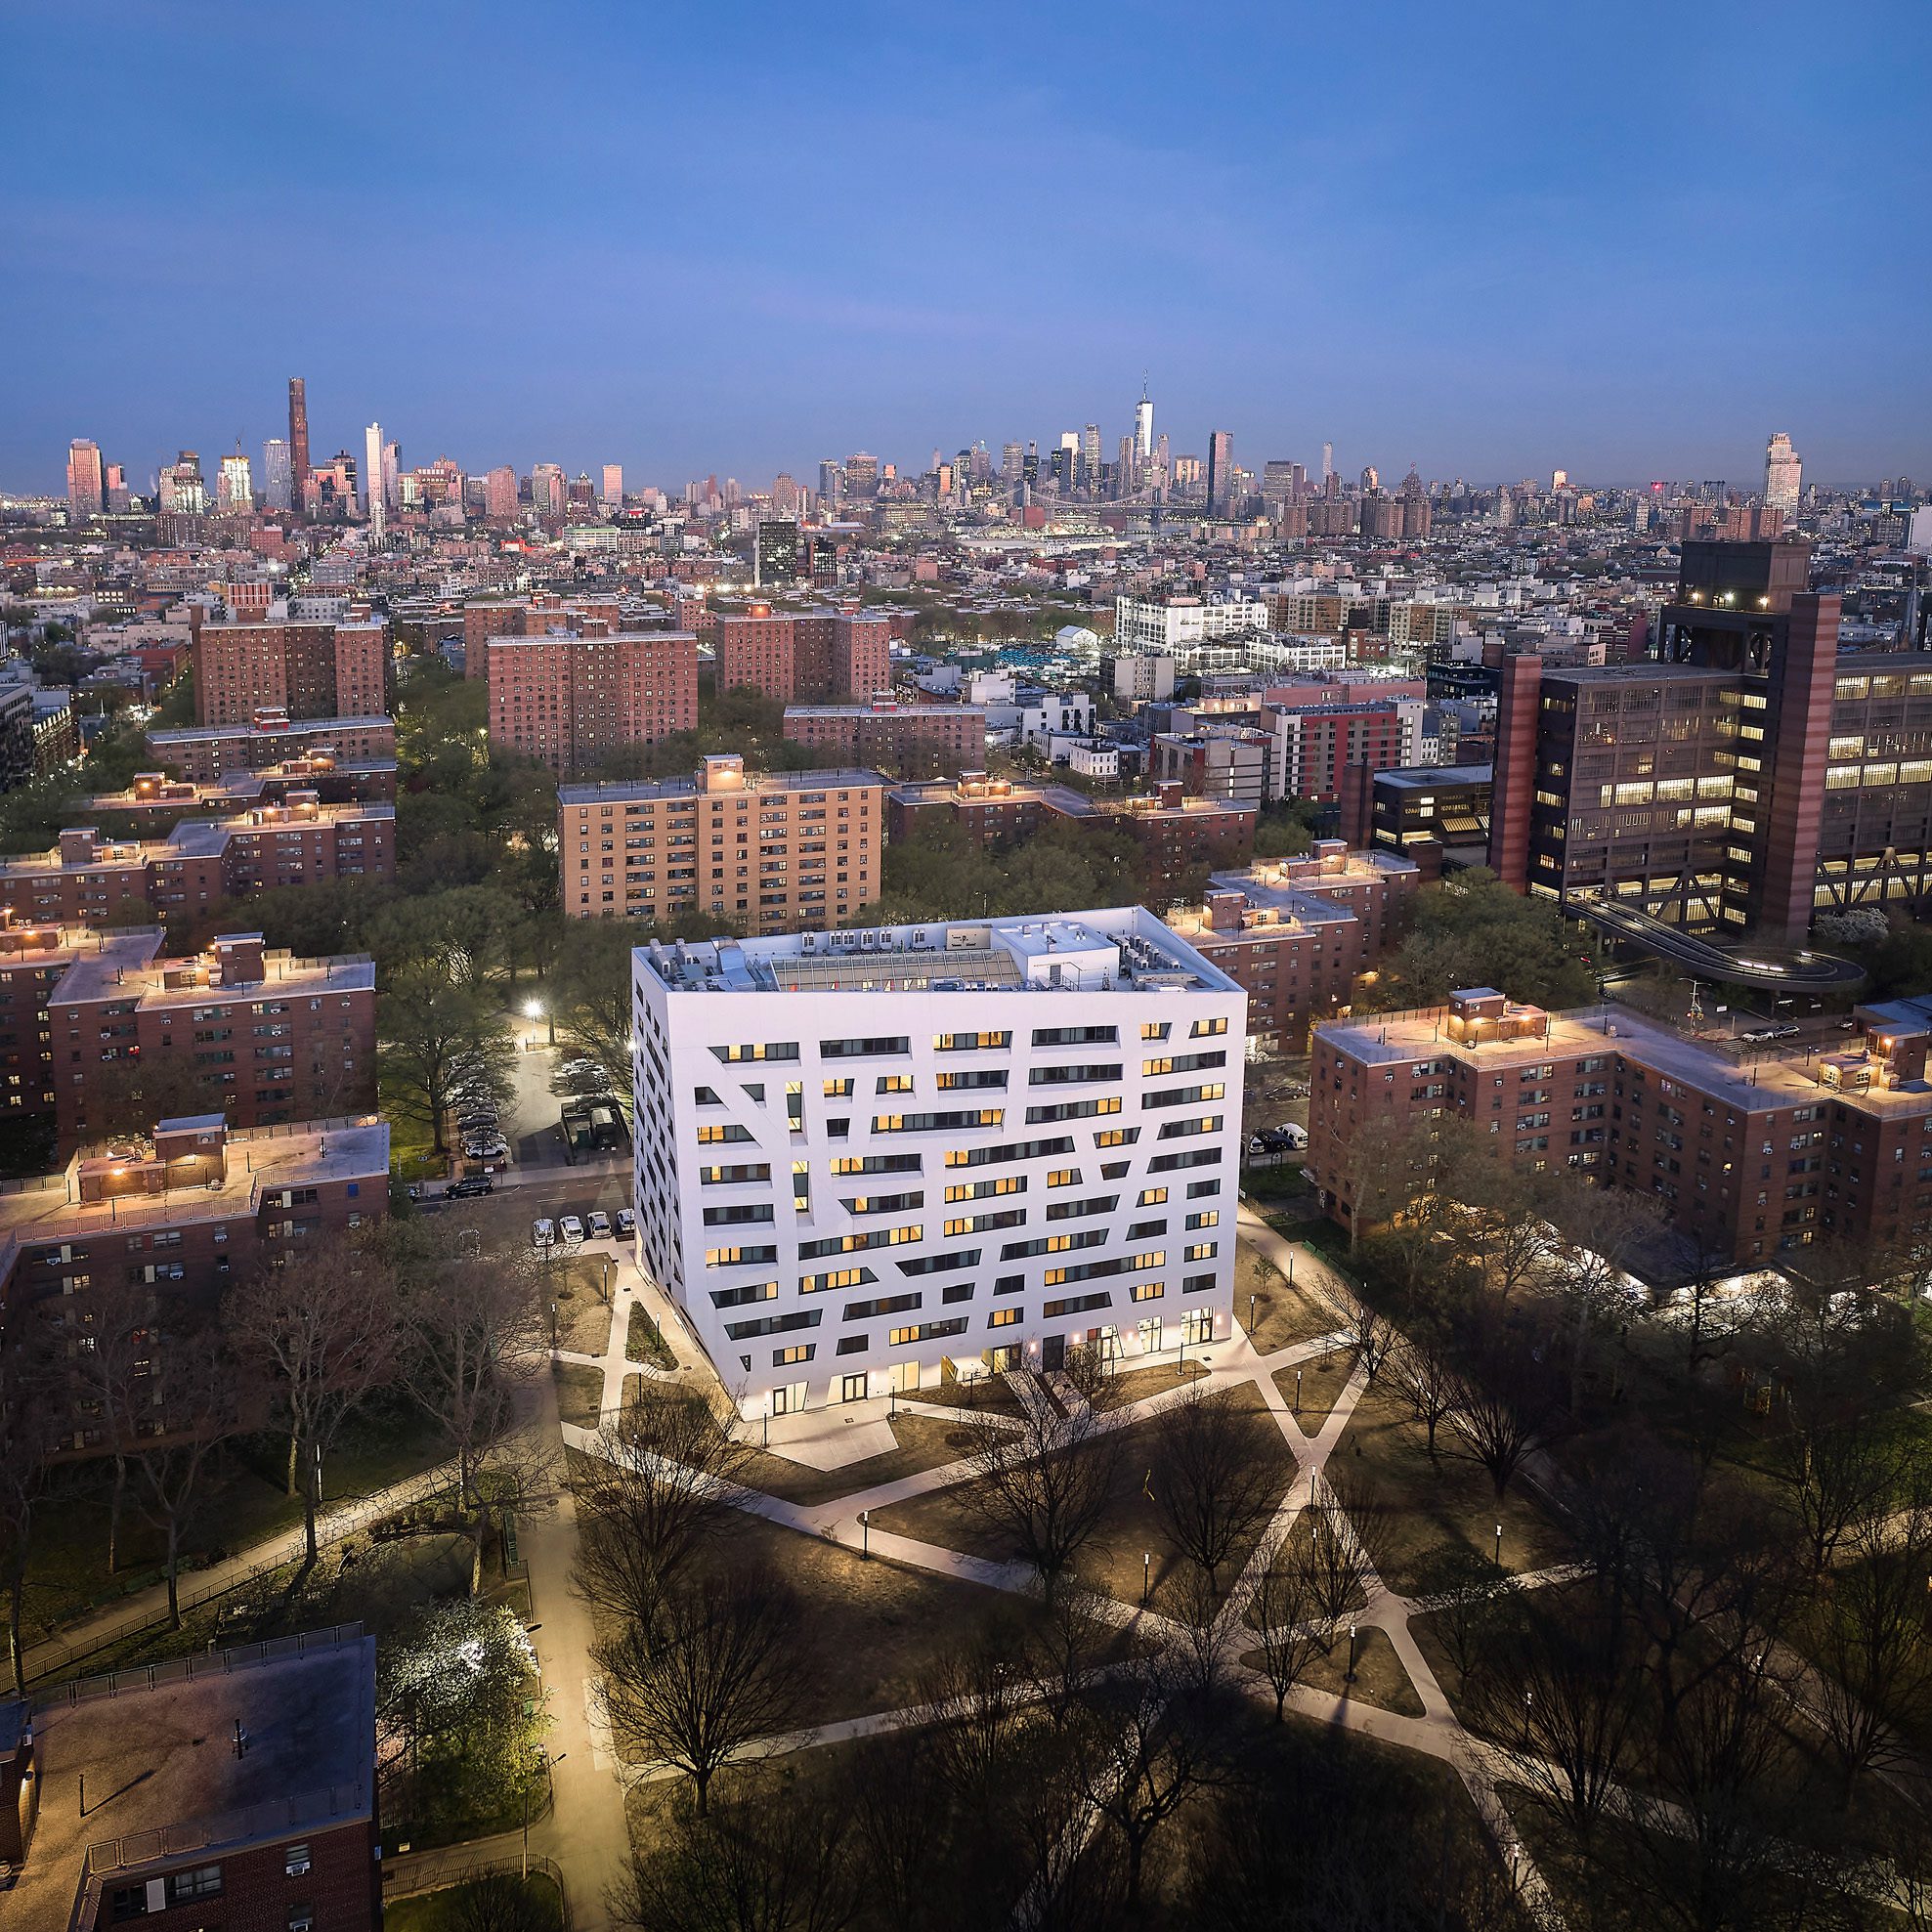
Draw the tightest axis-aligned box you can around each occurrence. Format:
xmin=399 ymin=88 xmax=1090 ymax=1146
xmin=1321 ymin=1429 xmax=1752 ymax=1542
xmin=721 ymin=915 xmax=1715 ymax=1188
xmin=445 ymin=1177 xmax=495 ymax=1200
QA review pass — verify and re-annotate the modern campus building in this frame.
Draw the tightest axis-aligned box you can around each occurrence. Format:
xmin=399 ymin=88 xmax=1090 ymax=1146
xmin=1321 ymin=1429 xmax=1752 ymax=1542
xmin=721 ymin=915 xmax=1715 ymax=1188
xmin=1307 ymin=986 xmax=1932 ymax=1267
xmin=1487 ymin=537 xmax=1932 ymax=938
xmin=559 ymin=754 xmax=884 ymax=929
xmin=631 ymin=908 xmax=1246 ymax=1416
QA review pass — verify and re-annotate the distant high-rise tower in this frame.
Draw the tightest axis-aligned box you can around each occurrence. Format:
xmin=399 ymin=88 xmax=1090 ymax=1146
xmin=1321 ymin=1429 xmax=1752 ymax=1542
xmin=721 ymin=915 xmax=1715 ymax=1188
xmin=1134 ymin=386 xmax=1154 ymax=462
xmin=262 ymin=437 xmax=292 ymax=511
xmin=364 ymin=423 xmax=386 ymax=542
xmin=1206 ymin=430 xmax=1233 ymax=513
xmin=381 ymin=441 xmax=401 ymax=514
xmin=1080 ymin=424 xmax=1101 ymax=492
xmin=485 ymin=465 xmax=519 ymax=520
xmin=1764 ymin=432 xmax=1802 ymax=512
xmin=104 ymin=464 xmax=128 ymax=513
xmin=65 ymin=439 xmax=104 ymax=520
xmin=217 ymin=451 xmax=253 ymax=515
xmin=602 ymin=464 xmax=623 ymax=509
xmin=1320 ymin=441 xmax=1334 ymax=483
xmin=818 ymin=459 xmax=842 ymax=505
xmin=287 ymin=378 xmax=310 ymax=506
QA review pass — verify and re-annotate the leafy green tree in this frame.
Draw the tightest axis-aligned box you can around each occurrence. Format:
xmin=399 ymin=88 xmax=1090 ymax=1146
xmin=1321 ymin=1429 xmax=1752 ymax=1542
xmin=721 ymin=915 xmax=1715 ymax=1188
xmin=379 ymin=967 xmax=511 ymax=1153
xmin=1366 ymin=867 xmax=1598 ymax=1011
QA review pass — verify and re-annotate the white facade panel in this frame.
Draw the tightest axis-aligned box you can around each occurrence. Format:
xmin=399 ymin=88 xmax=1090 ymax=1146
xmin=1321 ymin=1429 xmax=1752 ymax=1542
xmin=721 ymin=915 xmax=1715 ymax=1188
xmin=632 ymin=909 xmax=1246 ymax=1417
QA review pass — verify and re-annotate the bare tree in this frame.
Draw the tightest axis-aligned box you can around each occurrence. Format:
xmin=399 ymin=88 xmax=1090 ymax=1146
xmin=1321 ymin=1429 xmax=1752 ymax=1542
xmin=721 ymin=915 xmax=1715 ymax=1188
xmin=1075 ymin=1653 xmax=1223 ymax=1911
xmin=954 ymin=1385 xmax=1124 ymax=1595
xmin=573 ymin=1389 xmax=754 ymax=1631
xmin=448 ymin=1872 xmax=564 ymax=1932
xmin=391 ymin=1215 xmax=549 ymax=1590
xmin=62 ymin=1277 xmax=155 ymax=1576
xmin=1440 ymin=1325 xmax=1559 ymax=1501
xmin=1388 ymin=1330 xmax=1458 ymax=1457
xmin=1147 ymin=1384 xmax=1282 ymax=1595
xmin=840 ymin=1731 xmax=953 ymax=1932
xmin=1303 ymin=1495 xmax=1375 ymax=1639
xmin=1249 ymin=1529 xmax=1329 ymax=1720
xmin=1469 ymin=1595 xmax=1647 ymax=1849
xmin=225 ymin=1232 xmax=402 ymax=1564
xmin=0 ymin=1342 xmax=58 ymax=1696
xmin=611 ymin=1783 xmax=857 ymax=1932
xmin=1809 ymin=1504 xmax=1932 ymax=1803
xmin=1545 ymin=1185 xmax=1662 ymax=1412
xmin=130 ymin=1325 xmax=237 ymax=1628
xmin=1342 ymin=1292 xmax=1394 ymax=1384
xmin=595 ymin=1558 xmax=809 ymax=1817
xmin=1770 ymin=1405 xmax=1904 ymax=1577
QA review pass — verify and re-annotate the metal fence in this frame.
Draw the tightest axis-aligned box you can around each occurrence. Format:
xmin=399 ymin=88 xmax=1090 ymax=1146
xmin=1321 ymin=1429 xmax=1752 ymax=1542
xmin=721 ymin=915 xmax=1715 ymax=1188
xmin=22 ymin=1463 xmax=459 ymax=1686
xmin=383 ymin=1850 xmax=573 ymax=1930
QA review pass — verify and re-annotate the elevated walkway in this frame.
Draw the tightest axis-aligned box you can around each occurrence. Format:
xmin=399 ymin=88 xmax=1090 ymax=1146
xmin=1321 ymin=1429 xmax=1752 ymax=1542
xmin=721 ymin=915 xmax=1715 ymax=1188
xmin=1567 ymin=890 xmax=1865 ymax=990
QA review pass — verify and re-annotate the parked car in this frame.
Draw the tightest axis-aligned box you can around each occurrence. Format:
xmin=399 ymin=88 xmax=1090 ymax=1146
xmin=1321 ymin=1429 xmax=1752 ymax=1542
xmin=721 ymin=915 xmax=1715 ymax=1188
xmin=446 ymin=1177 xmax=494 ymax=1200
xmin=614 ymin=1208 xmax=636 ymax=1238
xmin=464 ymin=1137 xmax=508 ymax=1161
xmin=532 ymin=1218 xmax=556 ymax=1248
xmin=1771 ymin=1023 xmax=1800 ymax=1040
xmin=587 ymin=1210 xmax=613 ymax=1239
xmin=1739 ymin=1027 xmax=1776 ymax=1043
xmin=558 ymin=1214 xmax=585 ymax=1243
xmin=456 ymin=1111 xmax=498 ymax=1134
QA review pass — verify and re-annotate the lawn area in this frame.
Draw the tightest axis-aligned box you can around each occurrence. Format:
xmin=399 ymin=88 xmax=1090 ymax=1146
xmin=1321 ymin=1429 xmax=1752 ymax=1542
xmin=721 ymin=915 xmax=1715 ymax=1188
xmin=1234 ymin=1245 xmax=1346 ymax=1353
xmin=1330 ymin=1381 xmax=1573 ymax=1597
xmin=732 ymin=1409 xmax=981 ymax=1509
xmin=552 ymin=1262 xmax=614 ymax=1355
xmin=1090 ymin=1358 xmax=1205 ymax=1412
xmin=898 ymin=1366 xmax=1027 ymax=1418
xmin=20 ymin=1397 xmax=450 ymax=1645
xmin=625 ymin=1302 xmax=677 ymax=1370
xmin=385 ymin=1870 xmax=564 ymax=1932
xmin=1273 ymin=1354 xmax=1352 ymax=1429
xmin=552 ymin=1360 xmax=608 ymax=1429
xmin=872 ymin=1381 xmax=1297 ymax=1615
xmin=685 ymin=1513 xmax=1075 ymax=1730
xmin=1289 ymin=1623 xmax=1425 ymax=1717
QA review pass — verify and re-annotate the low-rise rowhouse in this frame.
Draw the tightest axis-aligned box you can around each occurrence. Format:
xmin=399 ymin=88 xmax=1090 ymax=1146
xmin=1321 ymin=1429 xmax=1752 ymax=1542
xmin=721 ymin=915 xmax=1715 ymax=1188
xmin=632 ymin=907 xmax=1245 ymax=1416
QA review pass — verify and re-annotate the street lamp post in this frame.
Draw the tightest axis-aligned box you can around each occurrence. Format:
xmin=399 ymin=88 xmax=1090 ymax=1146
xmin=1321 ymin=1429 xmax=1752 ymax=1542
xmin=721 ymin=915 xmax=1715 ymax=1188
xmin=1346 ymin=1623 xmax=1358 ymax=1683
xmin=861 ymin=1510 xmax=870 ymax=1561
xmin=1295 ymin=1367 xmax=1302 ymax=1413
xmin=1495 ymin=1522 xmax=1503 ymax=1569
xmin=1142 ymin=1551 xmax=1150 ymax=1605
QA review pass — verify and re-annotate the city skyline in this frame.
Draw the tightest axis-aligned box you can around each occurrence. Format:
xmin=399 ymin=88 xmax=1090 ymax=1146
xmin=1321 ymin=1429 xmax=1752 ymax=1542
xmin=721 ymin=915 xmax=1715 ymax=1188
xmin=5 ymin=2 xmax=1929 ymax=492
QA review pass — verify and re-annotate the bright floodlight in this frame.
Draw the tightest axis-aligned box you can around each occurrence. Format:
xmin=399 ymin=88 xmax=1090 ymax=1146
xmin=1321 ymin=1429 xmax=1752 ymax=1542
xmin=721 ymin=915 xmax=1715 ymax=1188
xmin=525 ymin=1000 xmax=542 ymax=1019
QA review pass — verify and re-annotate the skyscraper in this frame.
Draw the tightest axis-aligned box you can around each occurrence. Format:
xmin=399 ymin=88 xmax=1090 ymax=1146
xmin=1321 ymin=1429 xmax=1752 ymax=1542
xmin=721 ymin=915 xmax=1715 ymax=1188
xmin=1764 ymin=432 xmax=1803 ymax=512
xmin=104 ymin=463 xmax=128 ymax=513
xmin=262 ymin=437 xmax=292 ymax=511
xmin=1206 ymin=430 xmax=1233 ymax=513
xmin=602 ymin=464 xmax=623 ymax=509
xmin=818 ymin=459 xmax=842 ymax=505
xmin=65 ymin=439 xmax=104 ymax=520
xmin=381 ymin=440 xmax=401 ymax=515
xmin=364 ymin=423 xmax=386 ymax=542
xmin=1320 ymin=441 xmax=1334 ymax=483
xmin=287 ymin=378 xmax=310 ymax=506
xmin=1080 ymin=423 xmax=1101 ymax=492
xmin=1134 ymin=387 xmax=1154 ymax=461
xmin=485 ymin=465 xmax=519 ymax=520
xmin=531 ymin=462 xmax=566 ymax=522
xmin=159 ymin=451 xmax=206 ymax=517
xmin=217 ymin=451 xmax=253 ymax=515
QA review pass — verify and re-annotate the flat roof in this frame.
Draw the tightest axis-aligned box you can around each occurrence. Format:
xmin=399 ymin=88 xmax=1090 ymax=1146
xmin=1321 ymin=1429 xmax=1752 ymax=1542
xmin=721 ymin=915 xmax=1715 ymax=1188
xmin=149 ymin=716 xmax=396 ymax=745
xmin=639 ymin=904 xmax=1241 ymax=998
xmin=50 ymin=945 xmax=372 ymax=1009
xmin=1321 ymin=1002 xmax=1932 ymax=1119
xmin=17 ymin=1630 xmax=374 ymax=1932
xmin=0 ymin=1117 xmax=389 ymax=1261
xmin=782 ymin=704 xmax=987 ymax=720
xmin=560 ymin=769 xmax=885 ymax=806
xmin=1375 ymin=763 xmax=1493 ymax=789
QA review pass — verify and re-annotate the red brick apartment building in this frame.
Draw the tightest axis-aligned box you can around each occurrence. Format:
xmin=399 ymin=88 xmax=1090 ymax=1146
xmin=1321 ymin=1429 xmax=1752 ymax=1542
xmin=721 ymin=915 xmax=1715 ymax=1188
xmin=0 ymin=796 xmax=393 ymax=927
xmin=461 ymin=592 xmax=624 ymax=675
xmin=0 ymin=916 xmax=373 ymax=1137
xmin=1163 ymin=842 xmax=1421 ymax=1050
xmin=81 ymin=757 xmax=398 ymax=838
xmin=714 ymin=605 xmax=891 ymax=703
xmin=561 ymin=754 xmax=883 ymax=931
xmin=783 ymin=699 xmax=986 ymax=778
xmin=487 ymin=631 xmax=698 ymax=774
xmin=3 ymin=1629 xmax=378 ymax=1932
xmin=1308 ymin=987 xmax=1932 ymax=1267
xmin=885 ymin=773 xmax=1257 ymax=899
xmin=0 ymin=1113 xmax=389 ymax=1446
xmin=193 ymin=620 xmax=387 ymax=724
xmin=150 ymin=709 xmax=399 ymax=785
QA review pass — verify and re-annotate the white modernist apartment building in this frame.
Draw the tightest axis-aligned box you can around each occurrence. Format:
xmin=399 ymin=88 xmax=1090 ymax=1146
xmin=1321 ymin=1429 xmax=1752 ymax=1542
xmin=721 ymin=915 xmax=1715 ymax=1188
xmin=631 ymin=907 xmax=1247 ymax=1417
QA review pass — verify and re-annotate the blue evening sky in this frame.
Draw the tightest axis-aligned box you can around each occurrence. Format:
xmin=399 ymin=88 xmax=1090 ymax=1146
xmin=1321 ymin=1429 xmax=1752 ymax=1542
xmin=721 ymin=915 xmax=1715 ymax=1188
xmin=3 ymin=1 xmax=1927 ymax=494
